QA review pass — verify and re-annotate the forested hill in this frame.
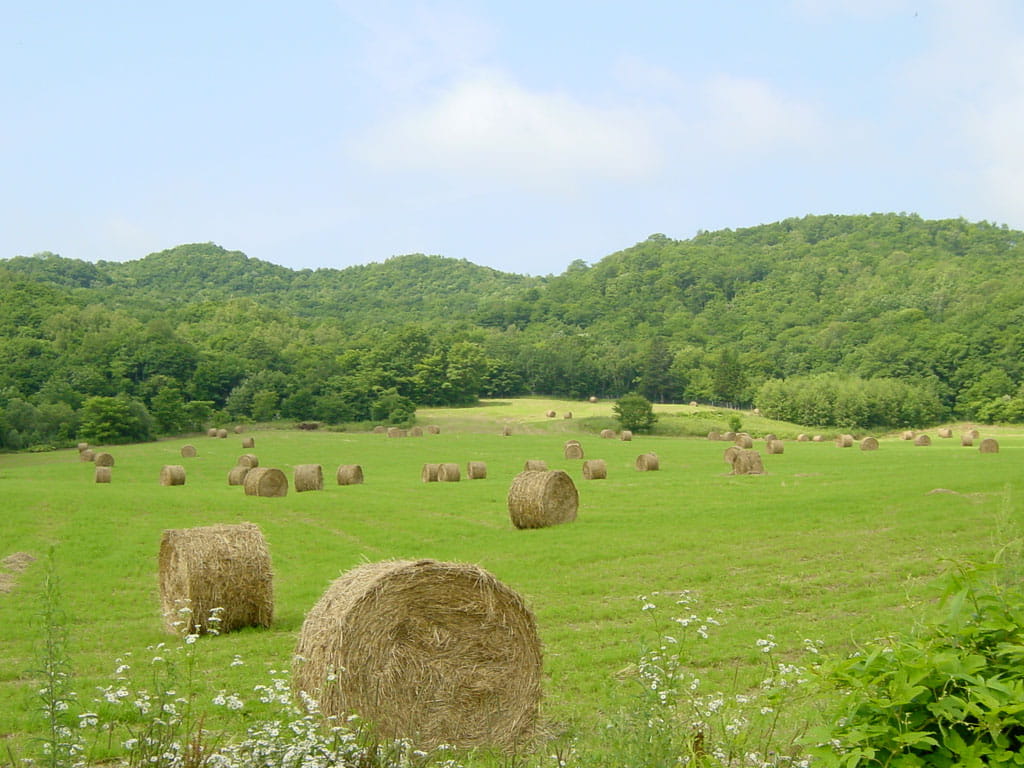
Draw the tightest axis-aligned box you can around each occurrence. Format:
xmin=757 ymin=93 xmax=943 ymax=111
xmin=3 ymin=212 xmax=1024 ymax=448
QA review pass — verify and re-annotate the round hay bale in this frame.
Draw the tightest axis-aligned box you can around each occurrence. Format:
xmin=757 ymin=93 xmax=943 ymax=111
xmin=180 ymin=445 xmax=197 ymax=458
xmin=207 ymin=428 xmax=218 ymax=437
xmin=409 ymin=426 xmax=424 ymax=437
xmin=589 ymin=396 xmax=599 ymax=403
xmin=426 ymin=425 xmax=441 ymax=434
xmin=77 ymin=442 xmax=89 ymax=453
xmin=966 ymin=428 xmax=981 ymax=440
xmin=292 ymin=559 xmax=541 ymax=750
xmin=217 ymin=428 xmax=229 ymax=439
xmin=241 ymin=436 xmax=255 ymax=449
xmin=734 ymin=434 xmax=753 ymax=449
xmin=730 ymin=449 xmax=764 ymax=475
xmin=467 ymin=461 xmax=487 ymax=480
xmin=937 ymin=427 xmax=953 ymax=438
xmin=914 ymin=434 xmax=931 ymax=446
xmin=238 ymin=453 xmax=259 ymax=468
xmin=620 ymin=430 xmax=633 ymax=441
xmin=373 ymin=425 xmax=386 ymax=434
xmin=766 ymin=439 xmax=784 ymax=454
xmin=94 ymin=452 xmax=115 ymax=467
xmin=159 ymin=522 xmax=273 ymax=635
xmin=901 ymin=430 xmax=915 ymax=441
xmin=94 ymin=466 xmax=112 ymax=483
xmin=723 ymin=445 xmax=741 ymax=464
xmin=508 ymin=470 xmax=578 ymax=529
xmin=635 ymin=452 xmax=659 ymax=471
xmin=523 ymin=459 xmax=547 ymax=471
xmin=386 ymin=427 xmax=402 ymax=438
xmin=707 ymin=431 xmax=721 ymax=441
xmin=243 ymin=467 xmax=288 ymax=497
xmin=796 ymin=433 xmax=809 ymax=441
xmin=753 ymin=407 xmax=762 ymax=415
xmin=689 ymin=400 xmax=698 ymax=407
xmin=545 ymin=410 xmax=556 ymax=418
xmin=294 ymin=464 xmax=324 ymax=492
xmin=763 ymin=433 xmax=777 ymax=443
xmin=438 ymin=462 xmax=461 ymax=482
xmin=160 ymin=465 xmax=186 ymax=486
xmin=563 ymin=412 xmax=572 ymax=419
xmin=337 ymin=464 xmax=364 ymax=485
xmin=79 ymin=448 xmax=95 ymax=462
xmin=227 ymin=465 xmax=251 ymax=486
xmin=860 ymin=437 xmax=879 ymax=451
xmin=836 ymin=434 xmax=854 ymax=448
xmin=979 ymin=438 xmax=999 ymax=454
xmin=563 ymin=442 xmax=584 ymax=459
xmin=961 ymin=434 xmax=974 ymax=447
xmin=421 ymin=463 xmax=440 ymax=482
xmin=812 ymin=435 xmax=824 ymax=442
xmin=502 ymin=425 xmax=512 ymax=436
xmin=600 ymin=429 xmax=615 ymax=439
xmin=582 ymin=459 xmax=607 ymax=480
xmin=722 ymin=431 xmax=736 ymax=441
xmin=234 ymin=425 xmax=244 ymax=434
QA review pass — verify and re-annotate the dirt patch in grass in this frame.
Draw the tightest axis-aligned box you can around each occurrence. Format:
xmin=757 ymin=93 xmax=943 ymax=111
xmin=0 ymin=552 xmax=36 ymax=593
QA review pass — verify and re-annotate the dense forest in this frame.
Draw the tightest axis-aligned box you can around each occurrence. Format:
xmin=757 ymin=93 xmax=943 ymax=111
xmin=2 ymin=212 xmax=1023 ymax=449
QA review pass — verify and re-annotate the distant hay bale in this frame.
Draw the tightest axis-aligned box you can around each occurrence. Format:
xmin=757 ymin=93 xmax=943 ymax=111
xmin=979 ymin=438 xmax=999 ymax=454
xmin=77 ymin=442 xmax=89 ymax=452
xmin=836 ymin=434 xmax=853 ymax=448
xmin=241 ymin=437 xmax=255 ymax=449
xmin=421 ymin=463 xmax=440 ymax=483
xmin=722 ymin=431 xmax=736 ymax=441
xmin=409 ymin=427 xmax=424 ymax=437
xmin=291 ymin=559 xmax=541 ymax=751
xmin=620 ymin=430 xmax=633 ymax=441
xmin=508 ymin=470 xmax=578 ymax=529
xmin=426 ymin=425 xmax=441 ymax=434
xmin=438 ymin=463 xmax=461 ymax=482
xmin=294 ymin=464 xmax=324 ymax=492
xmin=582 ymin=459 xmax=607 ymax=480
xmin=158 ymin=522 xmax=273 ymax=635
xmin=234 ymin=425 xmax=244 ymax=434
xmin=635 ymin=452 xmax=659 ymax=471
xmin=502 ymin=425 xmax=512 ymax=436
xmin=160 ymin=465 xmax=186 ymax=486
xmin=387 ymin=427 xmax=402 ymax=438
xmin=79 ymin=448 xmax=95 ymax=462
xmin=763 ymin=434 xmax=777 ymax=443
xmin=563 ymin=442 xmax=584 ymax=459
xmin=766 ymin=439 xmax=784 ymax=454
xmin=707 ymin=431 xmax=721 ymax=441
xmin=753 ymin=407 xmax=762 ymax=415
xmin=227 ymin=466 xmax=250 ymax=486
xmin=914 ymin=434 xmax=931 ymax=446
xmin=238 ymin=454 xmax=259 ymax=468
xmin=812 ymin=435 xmax=824 ymax=442
xmin=723 ymin=446 xmax=741 ymax=465
xmin=734 ymin=434 xmax=753 ymax=449
xmin=467 ymin=461 xmax=487 ymax=479
xmin=217 ymin=429 xmax=229 ymax=439
xmin=860 ymin=437 xmax=879 ymax=451
xmin=589 ymin=396 xmax=599 ymax=403
xmin=600 ymin=429 xmax=615 ymax=439
xmin=95 ymin=466 xmax=112 ymax=483
xmin=373 ymin=425 xmax=386 ymax=434
xmin=961 ymin=433 xmax=974 ymax=447
xmin=545 ymin=410 xmax=556 ymax=418
xmin=730 ymin=449 xmax=764 ymax=475
xmin=797 ymin=434 xmax=809 ymax=441
xmin=937 ymin=428 xmax=953 ymax=438
xmin=689 ymin=401 xmax=698 ymax=407
xmin=336 ymin=464 xmax=364 ymax=485
xmin=180 ymin=445 xmax=197 ymax=458
xmin=94 ymin=452 xmax=115 ymax=467
xmin=965 ymin=428 xmax=981 ymax=440
xmin=243 ymin=467 xmax=288 ymax=497
xmin=563 ymin=412 xmax=572 ymax=419
xmin=207 ymin=428 xmax=218 ymax=437
xmin=523 ymin=459 xmax=547 ymax=472
xmin=901 ymin=430 xmax=915 ymax=440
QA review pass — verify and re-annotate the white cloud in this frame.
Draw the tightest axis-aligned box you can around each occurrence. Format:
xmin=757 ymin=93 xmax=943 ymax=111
xmin=359 ymin=71 xmax=661 ymax=190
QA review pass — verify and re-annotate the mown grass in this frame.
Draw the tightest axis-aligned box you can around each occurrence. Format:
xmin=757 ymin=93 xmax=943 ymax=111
xmin=1 ymin=399 xmax=1021 ymax=761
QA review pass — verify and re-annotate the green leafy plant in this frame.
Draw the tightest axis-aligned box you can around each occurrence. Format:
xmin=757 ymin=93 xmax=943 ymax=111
xmin=612 ymin=393 xmax=657 ymax=433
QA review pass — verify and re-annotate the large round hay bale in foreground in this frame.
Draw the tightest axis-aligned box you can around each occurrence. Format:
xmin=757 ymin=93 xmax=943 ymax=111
xmin=79 ymin=448 xmax=95 ymax=462
xmin=159 ymin=522 xmax=273 ymax=635
xmin=292 ymin=559 xmax=541 ymax=750
xmin=730 ymin=449 xmax=764 ymax=475
xmin=979 ymin=438 xmax=999 ymax=454
xmin=914 ymin=434 xmax=931 ymax=446
xmin=860 ymin=437 xmax=879 ymax=451
xmin=582 ymin=459 xmax=607 ymax=480
xmin=421 ymin=463 xmax=440 ymax=482
xmin=180 ymin=445 xmax=197 ymax=458
xmin=94 ymin=452 xmax=115 ymax=467
xmin=336 ymin=464 xmax=364 ymax=485
xmin=243 ymin=467 xmax=288 ymax=497
xmin=294 ymin=464 xmax=324 ymax=492
xmin=467 ymin=461 xmax=487 ymax=479
xmin=523 ymin=459 xmax=547 ymax=471
xmin=95 ymin=466 xmax=112 ymax=483
xmin=160 ymin=465 xmax=186 ymax=486
xmin=508 ymin=470 xmax=578 ymax=529
xmin=227 ymin=465 xmax=250 ymax=486
xmin=241 ymin=436 xmax=255 ymax=449
xmin=438 ymin=463 xmax=461 ymax=482
xmin=635 ymin=452 xmax=659 ymax=471
xmin=238 ymin=453 xmax=259 ymax=468
xmin=564 ymin=442 xmax=584 ymax=459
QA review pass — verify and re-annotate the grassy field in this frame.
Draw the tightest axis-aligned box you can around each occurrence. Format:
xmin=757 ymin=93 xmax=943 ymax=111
xmin=1 ymin=398 xmax=1022 ymax=762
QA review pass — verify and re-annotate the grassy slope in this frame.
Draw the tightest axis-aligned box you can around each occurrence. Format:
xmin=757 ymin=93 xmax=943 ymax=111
xmin=0 ymin=399 xmax=1020 ymax=756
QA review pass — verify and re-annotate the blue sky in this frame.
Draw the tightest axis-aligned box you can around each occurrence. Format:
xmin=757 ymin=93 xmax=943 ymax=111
xmin=3 ymin=1 xmax=1023 ymax=276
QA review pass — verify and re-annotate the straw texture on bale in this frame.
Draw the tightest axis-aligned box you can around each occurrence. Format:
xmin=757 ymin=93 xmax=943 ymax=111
xmin=94 ymin=452 xmax=115 ymax=467
xmin=730 ymin=449 xmax=764 ymax=475
xmin=372 ymin=425 xmax=386 ymax=434
xmin=979 ymin=438 xmax=999 ymax=454
xmin=227 ymin=466 xmax=250 ymax=486
xmin=294 ymin=464 xmax=324 ymax=492
xmin=735 ymin=434 xmax=753 ymax=449
xmin=217 ymin=429 xmax=229 ymax=439
xmin=545 ymin=410 xmax=556 ymax=418
xmin=207 ymin=428 xmax=218 ymax=437
xmin=600 ymin=429 xmax=615 ymax=439
xmin=95 ymin=466 xmax=112 ymax=483
xmin=723 ymin=445 xmax=741 ymax=465
xmin=242 ymin=436 xmax=255 ymax=449
xmin=938 ymin=428 xmax=953 ymax=438
xmin=766 ymin=439 xmax=784 ymax=454
xmin=180 ymin=445 xmax=197 ymax=458
xmin=812 ymin=435 xmax=824 ymax=442
xmin=426 ymin=425 xmax=441 ymax=434
xmin=336 ymin=464 xmax=364 ymax=485
xmin=563 ymin=442 xmax=584 ymax=459
xmin=707 ymin=431 xmax=721 ymax=441
xmin=421 ymin=463 xmax=440 ymax=482
xmin=635 ymin=452 xmax=659 ymax=471
xmin=582 ymin=459 xmax=607 ymax=480
xmin=915 ymin=434 xmax=931 ymax=446
xmin=438 ymin=463 xmax=461 ymax=482
xmin=77 ymin=442 xmax=89 ymax=452
xmin=292 ymin=559 xmax=542 ymax=751
xmin=387 ymin=427 xmax=402 ymax=438
xmin=797 ymin=434 xmax=809 ymax=442
xmin=159 ymin=465 xmax=186 ymax=486
xmin=79 ymin=448 xmax=95 ymax=462
xmin=243 ymin=467 xmax=288 ymax=497
xmin=620 ymin=430 xmax=633 ymax=441
xmin=508 ymin=470 xmax=578 ymax=529
xmin=159 ymin=522 xmax=273 ymax=635
xmin=836 ymin=434 xmax=854 ymax=448
xmin=409 ymin=427 xmax=424 ymax=437
xmin=467 ymin=461 xmax=487 ymax=479
xmin=523 ymin=459 xmax=547 ymax=471
xmin=860 ymin=437 xmax=879 ymax=451
xmin=238 ymin=454 xmax=259 ymax=468
xmin=961 ymin=434 xmax=974 ymax=447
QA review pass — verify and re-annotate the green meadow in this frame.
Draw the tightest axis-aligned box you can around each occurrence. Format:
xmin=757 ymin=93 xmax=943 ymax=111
xmin=1 ymin=398 xmax=1021 ymax=761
